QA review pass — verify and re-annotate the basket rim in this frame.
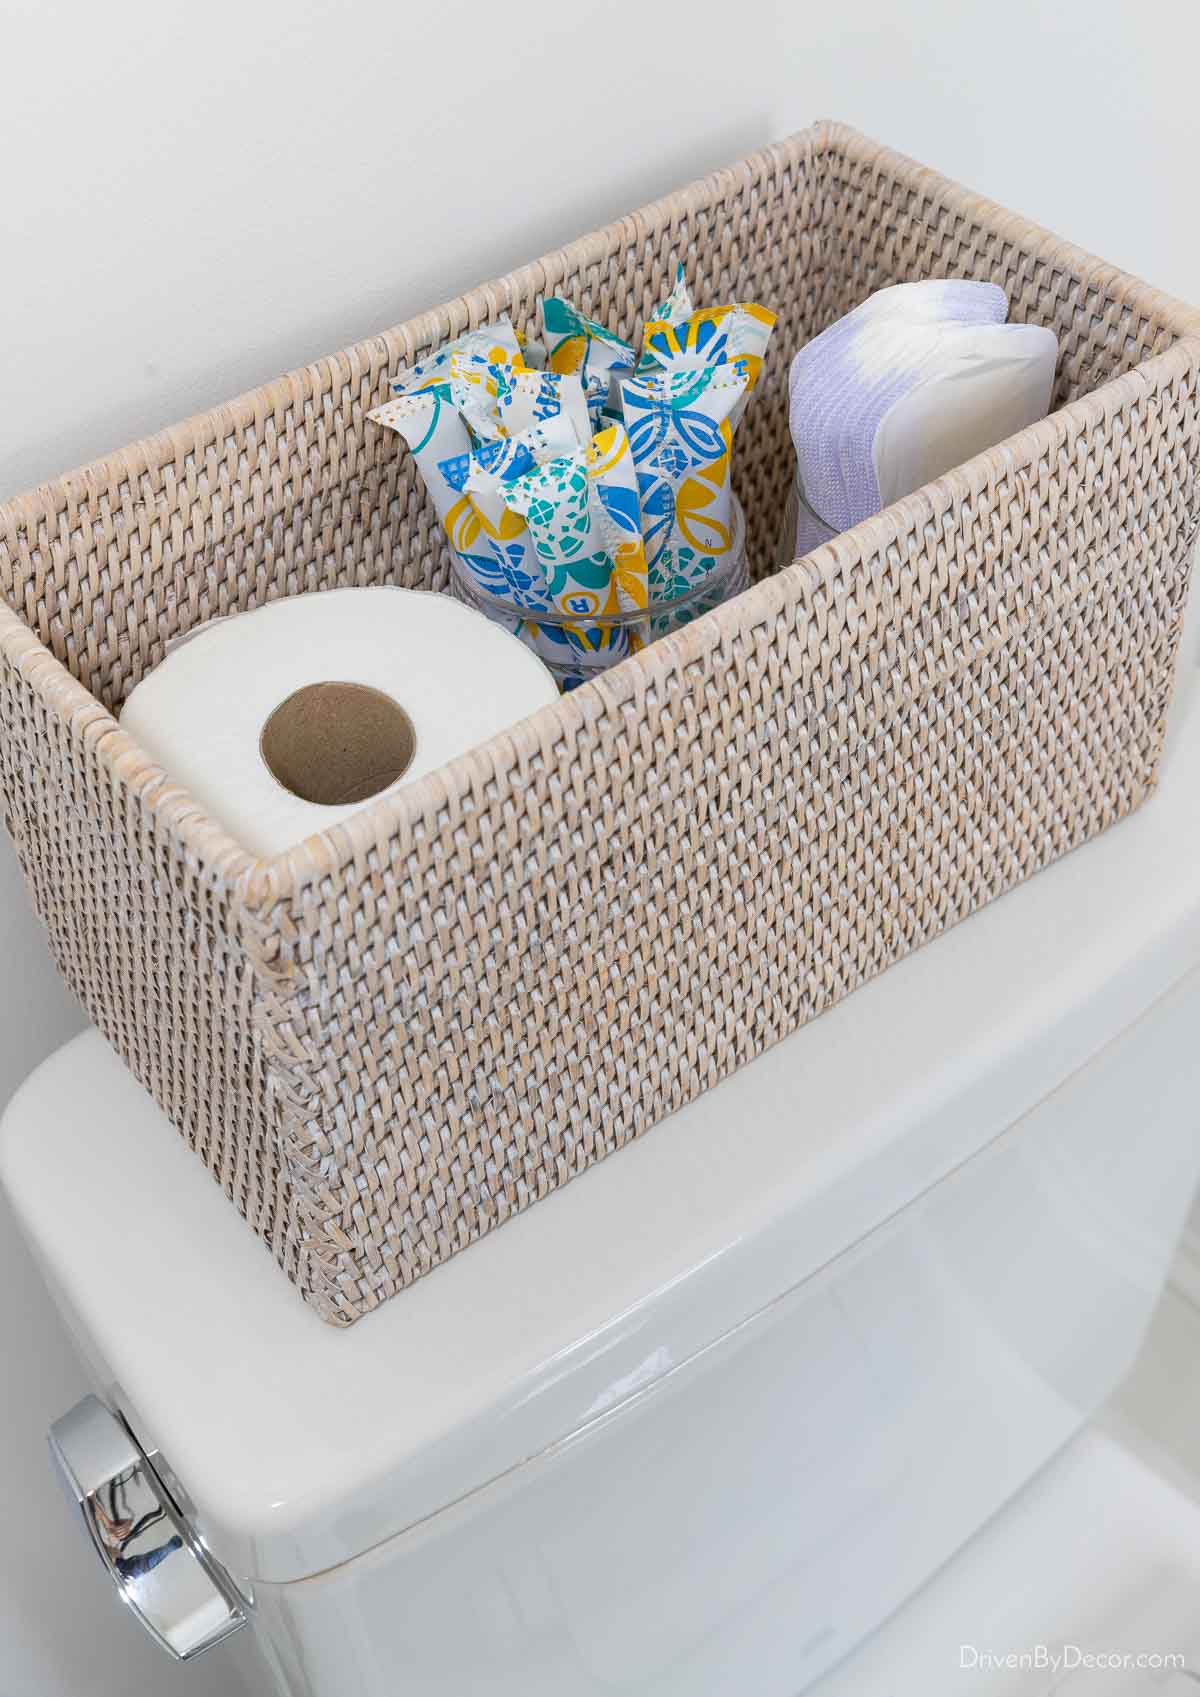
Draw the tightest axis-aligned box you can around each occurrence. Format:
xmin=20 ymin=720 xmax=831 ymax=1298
xmin=3 ymin=119 xmax=1200 ymax=910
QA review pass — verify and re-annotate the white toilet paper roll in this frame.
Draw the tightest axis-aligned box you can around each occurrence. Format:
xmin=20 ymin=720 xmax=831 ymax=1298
xmin=120 ymin=587 xmax=559 ymax=857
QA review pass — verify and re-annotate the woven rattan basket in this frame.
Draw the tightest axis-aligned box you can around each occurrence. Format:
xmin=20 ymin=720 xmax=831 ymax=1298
xmin=3 ymin=122 xmax=1199 ymax=1324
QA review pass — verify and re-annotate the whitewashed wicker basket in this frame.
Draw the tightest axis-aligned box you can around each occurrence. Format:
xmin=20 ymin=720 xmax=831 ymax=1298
xmin=2 ymin=121 xmax=1198 ymax=1323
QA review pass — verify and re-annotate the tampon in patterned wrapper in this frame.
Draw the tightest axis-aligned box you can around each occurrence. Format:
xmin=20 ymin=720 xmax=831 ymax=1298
xmin=541 ymin=298 xmax=636 ymax=412
xmin=366 ymin=317 xmax=531 ymax=541
xmin=368 ymin=390 xmax=530 ymax=608
xmin=367 ymin=389 xmax=471 ymax=533
xmin=646 ymin=260 xmax=694 ymax=331
xmin=498 ymin=428 xmax=649 ymax=618
xmin=436 ymin=356 xmax=601 ymax=448
xmin=441 ymin=352 xmax=517 ymax=441
xmin=497 ymin=453 xmax=627 ymax=663
xmin=493 ymin=367 xmax=595 ymax=447
xmin=639 ymin=302 xmax=777 ymax=427
xmin=451 ymin=418 xmax=616 ymax=677
xmin=436 ymin=417 xmax=580 ymax=611
xmin=620 ymin=363 xmax=749 ymax=600
xmin=390 ymin=317 xmax=525 ymax=397
xmin=584 ymin=424 xmax=649 ymax=616
xmin=496 ymin=423 xmax=651 ymax=662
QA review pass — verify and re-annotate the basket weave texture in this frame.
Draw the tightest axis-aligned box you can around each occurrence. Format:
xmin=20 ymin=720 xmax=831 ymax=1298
xmin=3 ymin=122 xmax=1199 ymax=1324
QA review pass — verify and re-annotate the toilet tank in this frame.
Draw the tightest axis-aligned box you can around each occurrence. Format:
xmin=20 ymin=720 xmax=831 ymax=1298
xmin=5 ymin=685 xmax=1200 ymax=1696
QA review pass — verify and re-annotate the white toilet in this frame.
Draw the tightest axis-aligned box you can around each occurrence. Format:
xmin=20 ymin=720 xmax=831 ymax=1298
xmin=5 ymin=654 xmax=1200 ymax=1695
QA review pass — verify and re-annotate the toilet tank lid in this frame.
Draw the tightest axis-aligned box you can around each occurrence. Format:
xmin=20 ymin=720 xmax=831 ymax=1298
xmin=5 ymin=690 xmax=1200 ymax=1586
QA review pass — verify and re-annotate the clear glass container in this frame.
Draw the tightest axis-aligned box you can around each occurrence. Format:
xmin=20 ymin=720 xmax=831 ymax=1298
xmin=449 ymin=496 xmax=748 ymax=690
xmin=777 ymin=474 xmax=839 ymax=565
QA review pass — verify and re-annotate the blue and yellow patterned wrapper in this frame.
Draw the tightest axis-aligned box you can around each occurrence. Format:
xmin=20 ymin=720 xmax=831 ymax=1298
xmin=638 ymin=302 xmax=777 ymax=428
xmin=584 ymin=424 xmax=649 ymax=616
xmin=368 ymin=320 xmax=532 ymax=553
xmin=433 ymin=356 xmax=601 ymax=450
xmin=391 ymin=318 xmax=524 ymax=397
xmin=451 ymin=417 xmax=578 ymax=534
xmin=497 ymin=450 xmax=629 ymax=666
xmin=621 ymin=364 xmax=749 ymax=600
xmin=496 ymin=423 xmax=651 ymax=666
xmin=436 ymin=422 xmax=576 ymax=612
xmin=493 ymin=367 xmax=594 ymax=446
xmin=649 ymin=260 xmax=694 ymax=328
xmin=368 ymin=388 xmax=472 ymax=531
xmin=368 ymin=270 xmax=774 ymax=689
xmin=541 ymin=298 xmax=636 ymax=413
xmin=368 ymin=389 xmax=533 ymax=610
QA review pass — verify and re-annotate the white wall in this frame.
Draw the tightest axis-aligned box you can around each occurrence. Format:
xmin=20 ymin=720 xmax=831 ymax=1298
xmin=1 ymin=1 xmax=1198 ymax=1692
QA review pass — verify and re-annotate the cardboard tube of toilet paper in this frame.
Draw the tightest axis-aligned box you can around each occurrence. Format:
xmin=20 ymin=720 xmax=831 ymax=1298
xmin=119 ymin=588 xmax=559 ymax=858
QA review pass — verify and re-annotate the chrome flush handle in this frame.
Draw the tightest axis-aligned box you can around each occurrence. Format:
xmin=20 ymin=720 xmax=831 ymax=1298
xmin=48 ymin=1395 xmax=248 ymax=1661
